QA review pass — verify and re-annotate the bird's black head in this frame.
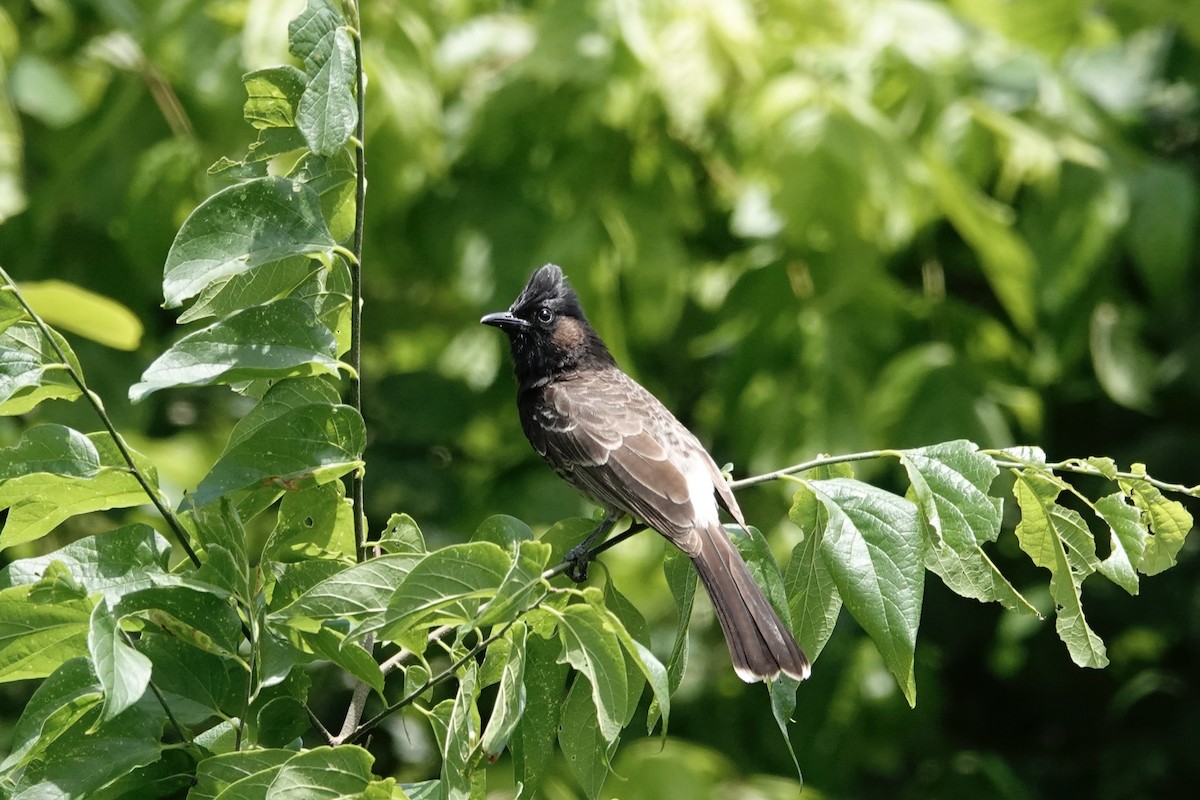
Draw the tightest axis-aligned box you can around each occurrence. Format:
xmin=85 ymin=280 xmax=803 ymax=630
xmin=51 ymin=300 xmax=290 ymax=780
xmin=481 ymin=264 xmax=615 ymax=386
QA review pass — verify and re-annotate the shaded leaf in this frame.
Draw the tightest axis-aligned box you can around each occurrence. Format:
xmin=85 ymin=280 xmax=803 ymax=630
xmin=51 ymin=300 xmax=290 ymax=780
xmin=553 ymin=593 xmax=628 ymax=744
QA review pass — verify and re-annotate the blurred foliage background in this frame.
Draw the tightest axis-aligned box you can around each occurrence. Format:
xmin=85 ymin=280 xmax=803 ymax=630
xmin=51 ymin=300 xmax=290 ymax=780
xmin=1 ymin=0 xmax=1198 ymax=797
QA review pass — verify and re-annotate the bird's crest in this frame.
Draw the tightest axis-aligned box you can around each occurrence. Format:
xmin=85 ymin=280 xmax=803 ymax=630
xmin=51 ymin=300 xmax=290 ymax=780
xmin=512 ymin=264 xmax=582 ymax=318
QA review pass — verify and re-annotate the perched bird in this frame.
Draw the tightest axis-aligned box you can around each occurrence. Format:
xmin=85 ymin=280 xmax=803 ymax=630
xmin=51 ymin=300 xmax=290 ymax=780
xmin=481 ymin=264 xmax=809 ymax=683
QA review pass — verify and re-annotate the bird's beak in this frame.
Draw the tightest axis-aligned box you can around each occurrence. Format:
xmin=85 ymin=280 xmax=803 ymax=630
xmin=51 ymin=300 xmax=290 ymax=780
xmin=480 ymin=311 xmax=529 ymax=330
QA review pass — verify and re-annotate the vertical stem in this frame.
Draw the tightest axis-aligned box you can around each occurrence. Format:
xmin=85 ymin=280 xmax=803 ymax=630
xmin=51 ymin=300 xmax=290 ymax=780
xmin=347 ymin=1 xmax=368 ymax=562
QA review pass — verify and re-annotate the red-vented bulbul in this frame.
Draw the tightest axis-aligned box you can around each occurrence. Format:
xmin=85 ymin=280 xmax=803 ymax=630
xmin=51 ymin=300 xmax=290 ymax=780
xmin=481 ymin=264 xmax=809 ymax=683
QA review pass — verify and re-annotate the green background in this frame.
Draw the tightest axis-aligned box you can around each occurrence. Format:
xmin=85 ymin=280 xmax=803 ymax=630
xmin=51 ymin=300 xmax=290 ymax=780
xmin=1 ymin=0 xmax=1197 ymax=796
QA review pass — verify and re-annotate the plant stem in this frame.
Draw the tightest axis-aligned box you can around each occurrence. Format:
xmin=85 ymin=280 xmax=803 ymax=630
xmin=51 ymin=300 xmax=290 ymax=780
xmin=988 ymin=456 xmax=1199 ymax=497
xmin=728 ymin=450 xmax=891 ymax=490
xmin=0 ymin=271 xmax=202 ymax=568
xmin=346 ymin=3 xmax=368 ymax=563
xmin=348 ymin=616 xmax=524 ymax=744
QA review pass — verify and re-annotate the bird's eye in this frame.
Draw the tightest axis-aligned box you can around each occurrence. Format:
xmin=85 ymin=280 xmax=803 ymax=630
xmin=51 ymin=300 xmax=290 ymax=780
xmin=535 ymin=307 xmax=554 ymax=325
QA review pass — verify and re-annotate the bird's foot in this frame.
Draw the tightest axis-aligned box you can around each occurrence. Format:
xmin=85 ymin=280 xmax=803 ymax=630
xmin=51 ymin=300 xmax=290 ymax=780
xmin=562 ymin=542 xmax=594 ymax=583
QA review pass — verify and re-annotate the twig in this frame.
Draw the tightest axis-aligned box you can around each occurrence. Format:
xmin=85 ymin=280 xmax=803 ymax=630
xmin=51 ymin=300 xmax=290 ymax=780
xmin=728 ymin=450 xmax=890 ymax=490
xmin=988 ymin=457 xmax=1199 ymax=498
xmin=0 ymin=270 xmax=202 ymax=567
xmin=346 ymin=2 xmax=368 ymax=563
xmin=347 ymin=616 xmax=525 ymax=744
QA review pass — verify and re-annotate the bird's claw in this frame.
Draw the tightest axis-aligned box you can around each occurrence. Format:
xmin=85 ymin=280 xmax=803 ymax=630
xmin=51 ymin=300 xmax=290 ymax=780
xmin=562 ymin=544 xmax=593 ymax=583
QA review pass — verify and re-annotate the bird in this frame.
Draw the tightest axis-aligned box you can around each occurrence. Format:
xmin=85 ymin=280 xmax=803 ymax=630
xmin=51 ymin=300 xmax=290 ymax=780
xmin=481 ymin=264 xmax=809 ymax=683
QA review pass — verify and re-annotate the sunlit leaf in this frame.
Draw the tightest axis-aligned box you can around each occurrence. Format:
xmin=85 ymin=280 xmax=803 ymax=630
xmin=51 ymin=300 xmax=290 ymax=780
xmin=131 ymin=298 xmax=345 ymax=401
xmin=1012 ymin=471 xmax=1107 ymax=668
xmin=899 ymin=440 xmax=1034 ymax=613
xmin=161 ymin=177 xmax=335 ymax=308
xmin=807 ymin=478 xmax=925 ymax=705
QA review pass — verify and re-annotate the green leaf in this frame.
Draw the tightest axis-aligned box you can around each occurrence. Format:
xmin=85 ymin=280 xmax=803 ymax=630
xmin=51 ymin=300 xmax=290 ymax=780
xmin=264 ymin=482 xmax=356 ymax=562
xmin=188 ymin=499 xmax=253 ymax=601
xmin=558 ymin=676 xmax=612 ymax=800
xmin=297 ymin=27 xmax=358 ymax=157
xmin=137 ymin=632 xmax=246 ymax=722
xmin=289 ymin=0 xmax=343 ymax=73
xmin=553 ymin=593 xmax=629 ymax=744
xmin=190 ymin=750 xmax=295 ymax=800
xmin=472 ymin=514 xmax=534 ymax=550
xmin=269 ymin=553 xmax=423 ymax=632
xmin=441 ymin=661 xmax=480 ymax=800
xmin=243 ymin=66 xmax=308 ymax=129
xmin=1094 ymin=492 xmax=1146 ymax=595
xmin=3 ymin=691 xmax=165 ymax=799
xmin=481 ymin=622 xmax=528 ymax=760
xmin=511 ymin=629 xmax=569 ymax=800
xmin=1012 ymin=471 xmax=1108 ymax=668
xmin=267 ymin=746 xmax=377 ymax=799
xmin=0 ymin=658 xmax=101 ymax=774
xmin=161 ymin=176 xmax=335 ymax=308
xmin=17 ymin=280 xmax=143 ymax=351
xmin=130 ymin=298 xmax=345 ymax=401
xmin=375 ymin=542 xmax=512 ymax=640
xmin=255 ymin=695 xmax=310 ymax=748
xmin=0 ymin=583 xmax=93 ymax=682
xmin=285 ymin=623 xmax=384 ymax=697
xmin=0 ymin=524 xmax=174 ymax=601
xmin=476 ymin=539 xmax=551 ymax=627
xmin=376 ymin=513 xmax=427 ymax=555
xmin=88 ymin=601 xmax=153 ymax=723
xmin=114 ymin=586 xmax=245 ymax=662
xmin=0 ymin=423 xmax=99 ymax=479
xmin=189 ymin=399 xmax=364 ymax=509
xmin=178 ymin=256 xmax=320 ymax=325
xmin=661 ymin=547 xmax=696 ymax=694
xmin=807 ymin=478 xmax=925 ymax=705
xmin=1120 ymin=469 xmax=1193 ymax=576
xmin=0 ymin=288 xmax=25 ymax=332
xmin=898 ymin=440 xmax=1034 ymax=613
xmin=0 ymin=321 xmax=82 ymax=414
xmin=785 ymin=488 xmax=841 ymax=663
xmin=0 ymin=432 xmax=156 ymax=551
xmin=292 ymin=150 xmax=357 ymax=242
xmin=768 ymin=674 xmax=803 ymax=784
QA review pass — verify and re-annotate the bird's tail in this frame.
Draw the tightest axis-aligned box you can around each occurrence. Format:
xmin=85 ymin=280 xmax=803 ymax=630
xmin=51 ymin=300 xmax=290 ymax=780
xmin=690 ymin=523 xmax=810 ymax=683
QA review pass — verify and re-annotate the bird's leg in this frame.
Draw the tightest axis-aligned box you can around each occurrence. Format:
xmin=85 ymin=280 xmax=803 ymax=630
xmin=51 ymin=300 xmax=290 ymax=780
xmin=562 ymin=515 xmax=619 ymax=583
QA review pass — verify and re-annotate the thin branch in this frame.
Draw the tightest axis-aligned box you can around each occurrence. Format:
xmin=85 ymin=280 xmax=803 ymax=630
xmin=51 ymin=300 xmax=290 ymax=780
xmin=989 ymin=457 xmax=1199 ymax=498
xmin=306 ymin=702 xmax=336 ymax=746
xmin=728 ymin=450 xmax=891 ymax=491
xmin=123 ymin=630 xmax=192 ymax=744
xmin=347 ymin=616 xmax=525 ymax=744
xmin=346 ymin=2 xmax=368 ymax=563
xmin=0 ymin=271 xmax=202 ymax=568
xmin=335 ymin=631 xmax=376 ymax=741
